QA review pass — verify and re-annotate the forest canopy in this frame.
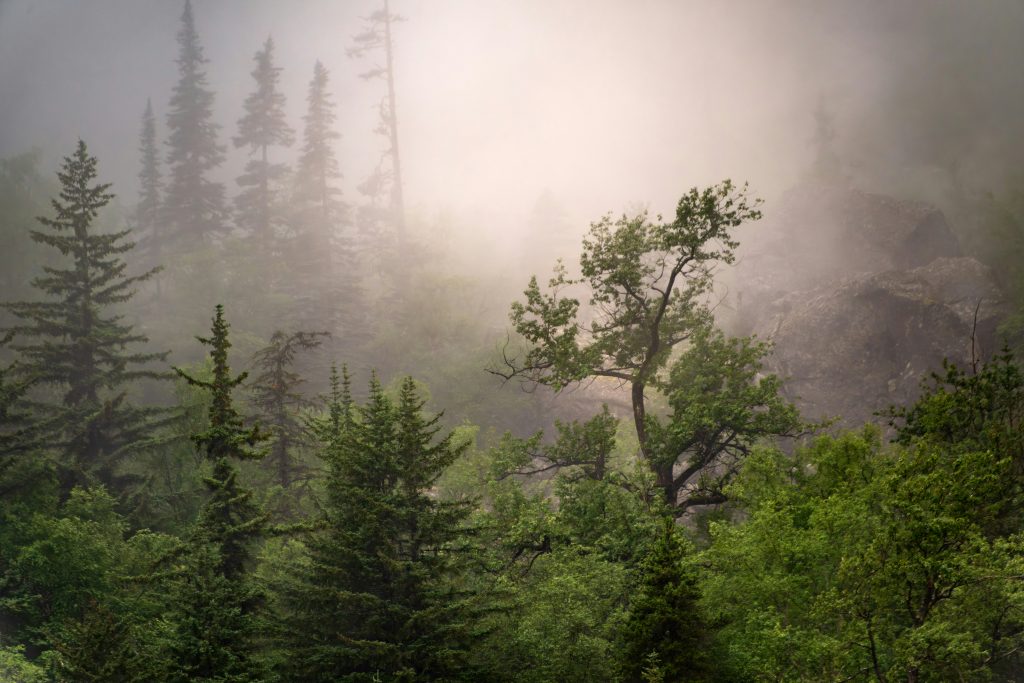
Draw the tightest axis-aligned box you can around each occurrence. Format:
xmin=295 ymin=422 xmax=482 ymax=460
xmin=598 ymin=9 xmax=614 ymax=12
xmin=2 ymin=2 xmax=1024 ymax=682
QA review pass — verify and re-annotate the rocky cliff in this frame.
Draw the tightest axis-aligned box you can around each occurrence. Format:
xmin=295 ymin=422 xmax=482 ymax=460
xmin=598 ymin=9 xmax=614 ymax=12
xmin=736 ymin=184 xmax=1007 ymax=427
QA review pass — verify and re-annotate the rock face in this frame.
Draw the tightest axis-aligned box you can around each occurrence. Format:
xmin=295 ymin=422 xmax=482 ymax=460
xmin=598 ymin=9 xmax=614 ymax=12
xmin=736 ymin=184 xmax=1006 ymax=427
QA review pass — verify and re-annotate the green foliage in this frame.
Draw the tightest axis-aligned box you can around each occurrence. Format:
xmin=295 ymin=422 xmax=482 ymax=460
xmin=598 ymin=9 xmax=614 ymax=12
xmin=490 ymin=406 xmax=619 ymax=483
xmin=504 ymin=180 xmax=761 ymax=391
xmin=0 ymin=644 xmax=47 ymax=682
xmin=1 ymin=487 xmax=124 ymax=644
xmin=171 ymin=305 xmax=269 ymax=682
xmin=703 ymin=417 xmax=1024 ymax=682
xmin=471 ymin=407 xmax=672 ymax=682
xmin=647 ymin=326 xmax=804 ymax=509
xmin=45 ymin=526 xmax=180 ymax=682
xmin=1 ymin=140 xmax=170 ymax=496
xmin=169 ymin=542 xmax=267 ymax=683
xmin=0 ymin=337 xmax=40 ymax=463
xmin=433 ymin=423 xmax=487 ymax=502
xmin=275 ymin=374 xmax=482 ymax=681
xmin=0 ymin=482 xmax=181 ymax=680
xmin=482 ymin=550 xmax=630 ymax=683
xmin=498 ymin=181 xmax=770 ymax=508
xmin=887 ymin=346 xmax=1024 ymax=467
xmin=176 ymin=305 xmax=267 ymax=468
xmin=618 ymin=519 xmax=710 ymax=683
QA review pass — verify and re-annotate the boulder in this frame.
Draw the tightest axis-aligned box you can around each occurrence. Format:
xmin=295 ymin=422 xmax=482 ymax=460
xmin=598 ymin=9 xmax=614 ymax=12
xmin=731 ymin=184 xmax=1008 ymax=427
xmin=735 ymin=183 xmax=962 ymax=334
xmin=755 ymin=257 xmax=1007 ymax=427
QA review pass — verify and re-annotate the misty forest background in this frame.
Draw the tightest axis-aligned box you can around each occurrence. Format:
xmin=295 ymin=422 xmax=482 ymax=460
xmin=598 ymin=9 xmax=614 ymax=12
xmin=2 ymin=1 xmax=1024 ymax=682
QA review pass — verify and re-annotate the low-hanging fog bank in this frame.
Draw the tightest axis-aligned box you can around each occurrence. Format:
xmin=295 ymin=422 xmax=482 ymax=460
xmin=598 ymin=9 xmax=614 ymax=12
xmin=3 ymin=0 xmax=1024 ymax=251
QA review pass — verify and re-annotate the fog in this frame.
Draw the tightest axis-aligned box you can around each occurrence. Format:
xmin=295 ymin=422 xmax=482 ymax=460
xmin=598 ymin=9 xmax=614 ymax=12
xmin=4 ymin=0 xmax=1024 ymax=244
xmin=3 ymin=0 xmax=1024 ymax=426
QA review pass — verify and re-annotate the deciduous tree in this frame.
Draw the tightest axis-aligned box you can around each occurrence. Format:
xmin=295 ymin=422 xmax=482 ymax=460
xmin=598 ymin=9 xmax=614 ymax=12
xmin=493 ymin=182 xmax=792 ymax=509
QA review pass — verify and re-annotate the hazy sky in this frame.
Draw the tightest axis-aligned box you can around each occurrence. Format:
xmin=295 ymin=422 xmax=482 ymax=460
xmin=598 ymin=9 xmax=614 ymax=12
xmin=3 ymin=0 xmax=1024 ymax=239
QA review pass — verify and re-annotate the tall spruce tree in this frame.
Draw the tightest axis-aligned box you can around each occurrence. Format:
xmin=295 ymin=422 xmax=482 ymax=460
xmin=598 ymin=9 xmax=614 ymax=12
xmin=290 ymin=61 xmax=361 ymax=339
xmin=136 ymin=98 xmax=163 ymax=270
xmin=172 ymin=305 xmax=269 ymax=682
xmin=249 ymin=329 xmax=326 ymax=512
xmin=234 ymin=36 xmax=294 ymax=246
xmin=1 ymin=140 xmax=168 ymax=494
xmin=276 ymin=374 xmax=481 ymax=681
xmin=163 ymin=0 xmax=228 ymax=246
xmin=294 ymin=61 xmax=342 ymax=234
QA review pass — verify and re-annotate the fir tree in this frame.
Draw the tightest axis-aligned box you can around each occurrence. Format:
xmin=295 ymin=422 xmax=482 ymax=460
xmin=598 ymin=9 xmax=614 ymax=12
xmin=289 ymin=61 xmax=362 ymax=339
xmin=294 ymin=61 xmax=342 ymax=229
xmin=321 ymin=363 xmax=354 ymax=440
xmin=302 ymin=362 xmax=354 ymax=472
xmin=163 ymin=0 xmax=228 ymax=246
xmin=249 ymin=329 xmax=327 ymax=513
xmin=1 ymin=140 xmax=168 ymax=494
xmin=618 ymin=519 xmax=710 ymax=683
xmin=276 ymin=374 xmax=481 ymax=681
xmin=234 ymin=36 xmax=294 ymax=246
xmin=136 ymin=98 xmax=163 ymax=270
xmin=172 ymin=305 xmax=269 ymax=682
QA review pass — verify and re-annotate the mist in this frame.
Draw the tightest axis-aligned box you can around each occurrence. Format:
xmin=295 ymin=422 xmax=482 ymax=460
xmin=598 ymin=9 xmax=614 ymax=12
xmin=3 ymin=1 xmax=1022 ymax=238
xmin=5 ymin=3 xmax=1024 ymax=680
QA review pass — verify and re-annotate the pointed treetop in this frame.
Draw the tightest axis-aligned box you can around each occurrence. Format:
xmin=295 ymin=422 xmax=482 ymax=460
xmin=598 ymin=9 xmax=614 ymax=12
xmin=234 ymin=34 xmax=294 ymax=151
xmin=3 ymin=139 xmax=168 ymax=492
xmin=175 ymin=305 xmax=268 ymax=462
xmin=47 ymin=140 xmax=114 ymax=223
xmin=163 ymin=0 xmax=227 ymax=241
xmin=177 ymin=0 xmax=205 ymax=69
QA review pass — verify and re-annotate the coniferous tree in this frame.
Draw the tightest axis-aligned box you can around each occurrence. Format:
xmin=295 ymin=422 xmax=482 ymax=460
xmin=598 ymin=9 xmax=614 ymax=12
xmin=320 ymin=363 xmax=354 ymax=440
xmin=172 ymin=305 xmax=269 ymax=682
xmin=249 ymin=329 xmax=326 ymax=513
xmin=618 ymin=519 xmax=711 ymax=683
xmin=290 ymin=61 xmax=361 ymax=340
xmin=276 ymin=374 xmax=481 ymax=681
xmin=302 ymin=363 xmax=354 ymax=456
xmin=136 ymin=98 xmax=164 ymax=271
xmin=294 ymin=62 xmax=342 ymax=229
xmin=234 ymin=36 xmax=294 ymax=246
xmin=163 ymin=0 xmax=228 ymax=246
xmin=1 ymin=141 xmax=168 ymax=494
